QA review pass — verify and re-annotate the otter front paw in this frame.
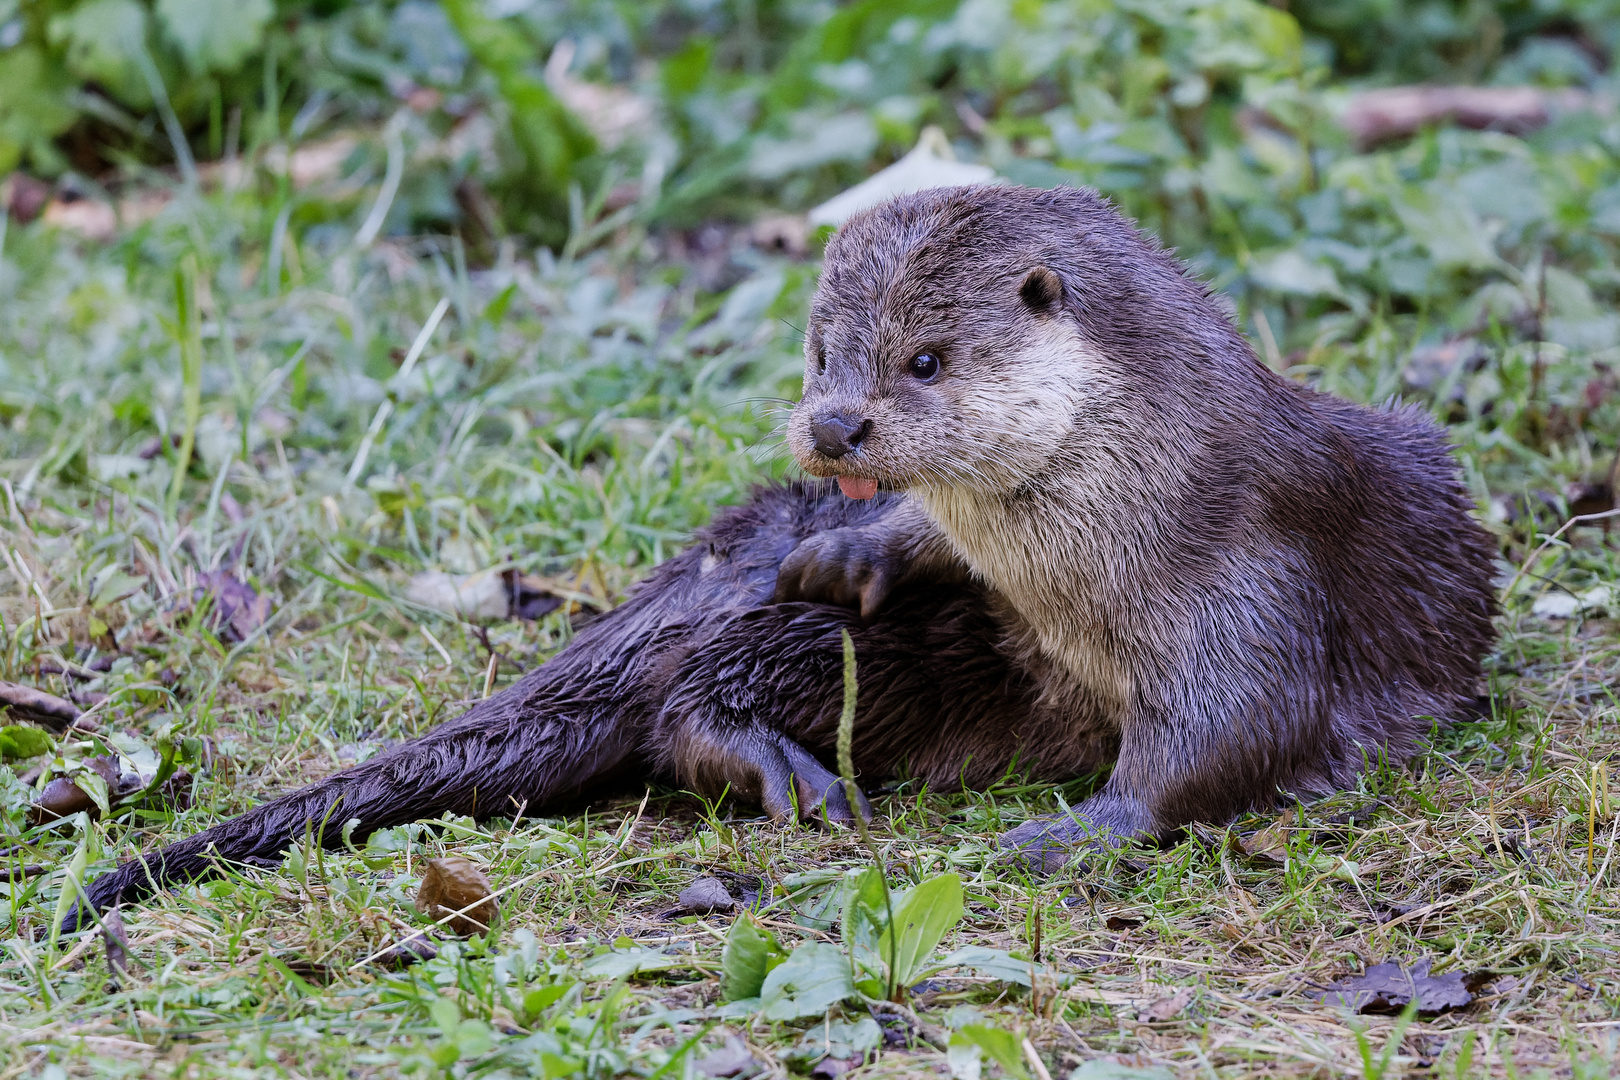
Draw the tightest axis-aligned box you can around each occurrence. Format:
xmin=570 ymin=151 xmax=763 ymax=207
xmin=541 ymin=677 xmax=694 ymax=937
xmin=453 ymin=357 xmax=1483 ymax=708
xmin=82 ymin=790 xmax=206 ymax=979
xmin=773 ymin=528 xmax=898 ymax=618
xmin=1000 ymin=814 xmax=1129 ymax=875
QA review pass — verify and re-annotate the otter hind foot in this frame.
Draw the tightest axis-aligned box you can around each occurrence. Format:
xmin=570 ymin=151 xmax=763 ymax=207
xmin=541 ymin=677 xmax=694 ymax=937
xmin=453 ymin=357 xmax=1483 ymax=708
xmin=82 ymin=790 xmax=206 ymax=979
xmin=674 ymin=725 xmax=871 ymax=826
xmin=1000 ymin=816 xmax=1109 ymax=875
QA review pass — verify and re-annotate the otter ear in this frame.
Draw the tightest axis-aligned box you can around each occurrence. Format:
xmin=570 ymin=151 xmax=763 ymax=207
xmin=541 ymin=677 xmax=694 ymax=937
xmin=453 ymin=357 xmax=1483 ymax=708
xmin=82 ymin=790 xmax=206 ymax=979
xmin=1019 ymin=267 xmax=1063 ymax=314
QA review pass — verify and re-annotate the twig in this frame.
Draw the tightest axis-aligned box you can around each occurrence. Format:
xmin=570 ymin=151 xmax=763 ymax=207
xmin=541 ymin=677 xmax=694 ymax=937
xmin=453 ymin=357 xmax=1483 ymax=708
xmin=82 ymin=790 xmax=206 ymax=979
xmin=1503 ymin=508 xmax=1620 ymax=606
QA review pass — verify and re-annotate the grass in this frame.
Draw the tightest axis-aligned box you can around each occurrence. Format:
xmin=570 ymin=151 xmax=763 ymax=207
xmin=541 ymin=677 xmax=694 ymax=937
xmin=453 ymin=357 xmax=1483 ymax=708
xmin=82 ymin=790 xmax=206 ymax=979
xmin=1 ymin=150 xmax=1618 ymax=1079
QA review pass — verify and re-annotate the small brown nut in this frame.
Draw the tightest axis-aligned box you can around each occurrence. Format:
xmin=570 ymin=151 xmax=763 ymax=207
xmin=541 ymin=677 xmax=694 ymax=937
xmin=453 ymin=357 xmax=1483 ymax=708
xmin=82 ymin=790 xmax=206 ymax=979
xmin=27 ymin=756 xmax=124 ymax=825
xmin=415 ymin=857 xmax=497 ymax=936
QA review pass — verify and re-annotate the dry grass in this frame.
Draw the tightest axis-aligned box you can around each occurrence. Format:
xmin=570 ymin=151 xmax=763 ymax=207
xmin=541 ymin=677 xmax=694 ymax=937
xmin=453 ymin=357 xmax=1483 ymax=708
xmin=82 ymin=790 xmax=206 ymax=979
xmin=0 ymin=162 xmax=1617 ymax=1080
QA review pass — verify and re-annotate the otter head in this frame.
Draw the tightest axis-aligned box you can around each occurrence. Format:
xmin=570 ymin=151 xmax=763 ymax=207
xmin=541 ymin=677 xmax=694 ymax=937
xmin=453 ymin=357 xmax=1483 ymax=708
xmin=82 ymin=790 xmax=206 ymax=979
xmin=787 ymin=185 xmax=1133 ymax=500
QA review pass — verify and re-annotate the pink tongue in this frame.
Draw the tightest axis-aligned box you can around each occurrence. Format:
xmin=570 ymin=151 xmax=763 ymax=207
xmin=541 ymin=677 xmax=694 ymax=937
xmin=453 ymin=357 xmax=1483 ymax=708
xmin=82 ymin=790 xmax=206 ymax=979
xmin=837 ymin=476 xmax=879 ymax=500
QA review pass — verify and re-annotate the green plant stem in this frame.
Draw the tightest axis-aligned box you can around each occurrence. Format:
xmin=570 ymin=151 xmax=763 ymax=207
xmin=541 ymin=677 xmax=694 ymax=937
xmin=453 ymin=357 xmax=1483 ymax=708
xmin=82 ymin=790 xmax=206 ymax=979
xmin=168 ymin=254 xmax=204 ymax=512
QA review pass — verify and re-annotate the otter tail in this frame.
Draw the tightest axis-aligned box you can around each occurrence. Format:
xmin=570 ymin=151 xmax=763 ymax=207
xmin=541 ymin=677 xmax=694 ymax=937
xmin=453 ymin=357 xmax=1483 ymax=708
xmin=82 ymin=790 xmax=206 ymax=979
xmin=67 ymin=605 xmax=694 ymax=932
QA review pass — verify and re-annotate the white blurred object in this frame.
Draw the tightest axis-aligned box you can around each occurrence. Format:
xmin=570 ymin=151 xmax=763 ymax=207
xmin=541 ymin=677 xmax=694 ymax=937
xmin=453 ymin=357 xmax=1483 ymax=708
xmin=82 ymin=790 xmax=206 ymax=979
xmin=407 ymin=569 xmax=509 ymax=620
xmin=546 ymin=40 xmax=654 ymax=149
xmin=808 ymin=126 xmax=996 ymax=228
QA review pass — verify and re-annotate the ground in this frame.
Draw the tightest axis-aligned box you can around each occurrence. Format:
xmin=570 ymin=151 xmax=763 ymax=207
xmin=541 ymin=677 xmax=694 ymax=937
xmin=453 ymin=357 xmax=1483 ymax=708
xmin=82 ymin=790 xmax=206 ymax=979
xmin=1 ymin=150 xmax=1618 ymax=1080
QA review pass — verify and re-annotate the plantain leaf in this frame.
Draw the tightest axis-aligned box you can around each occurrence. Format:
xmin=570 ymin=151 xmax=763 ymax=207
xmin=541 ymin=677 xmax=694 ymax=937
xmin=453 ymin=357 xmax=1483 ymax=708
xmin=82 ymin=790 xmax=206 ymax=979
xmin=720 ymin=915 xmax=786 ymax=1002
xmin=759 ymin=942 xmax=855 ymax=1020
xmin=878 ymin=872 xmax=963 ymax=989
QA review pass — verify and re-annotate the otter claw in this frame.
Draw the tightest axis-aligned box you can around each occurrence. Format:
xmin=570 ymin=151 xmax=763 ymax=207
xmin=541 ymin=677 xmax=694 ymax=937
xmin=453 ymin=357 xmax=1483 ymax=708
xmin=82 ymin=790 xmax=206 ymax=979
xmin=774 ymin=529 xmax=895 ymax=618
xmin=772 ymin=737 xmax=872 ymax=825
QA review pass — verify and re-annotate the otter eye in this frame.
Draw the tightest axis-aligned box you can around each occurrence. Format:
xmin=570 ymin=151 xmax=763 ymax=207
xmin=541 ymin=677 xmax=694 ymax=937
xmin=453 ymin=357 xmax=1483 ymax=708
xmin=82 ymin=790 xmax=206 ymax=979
xmin=908 ymin=352 xmax=941 ymax=382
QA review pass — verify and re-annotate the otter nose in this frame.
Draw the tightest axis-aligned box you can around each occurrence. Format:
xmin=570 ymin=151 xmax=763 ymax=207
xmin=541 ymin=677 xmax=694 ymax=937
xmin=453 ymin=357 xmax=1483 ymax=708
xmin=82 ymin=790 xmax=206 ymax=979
xmin=810 ymin=414 xmax=871 ymax=459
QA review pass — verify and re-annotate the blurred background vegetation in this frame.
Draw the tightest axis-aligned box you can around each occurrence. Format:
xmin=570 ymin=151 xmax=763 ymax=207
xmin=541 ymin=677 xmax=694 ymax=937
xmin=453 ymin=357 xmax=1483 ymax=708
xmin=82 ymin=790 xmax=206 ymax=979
xmin=3 ymin=0 xmax=1620 ymax=573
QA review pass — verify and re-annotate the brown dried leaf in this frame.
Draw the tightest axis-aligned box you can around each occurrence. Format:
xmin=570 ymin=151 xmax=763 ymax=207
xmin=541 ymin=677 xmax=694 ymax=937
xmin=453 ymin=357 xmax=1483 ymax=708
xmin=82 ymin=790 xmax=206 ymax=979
xmin=0 ymin=680 xmax=81 ymax=731
xmin=1238 ymin=816 xmax=1291 ymax=863
xmin=1341 ymin=85 xmax=1593 ymax=148
xmin=1309 ymin=958 xmax=1491 ymax=1015
xmin=1136 ymin=986 xmax=1194 ymax=1023
xmin=102 ymin=907 xmax=139 ymax=985
xmin=194 ymin=571 xmax=272 ymax=643
xmin=28 ymin=756 xmax=123 ymax=824
xmin=696 ymin=1034 xmax=758 ymax=1078
xmin=1105 ymin=916 xmax=1142 ymax=931
xmin=416 ymin=857 xmax=497 ymax=936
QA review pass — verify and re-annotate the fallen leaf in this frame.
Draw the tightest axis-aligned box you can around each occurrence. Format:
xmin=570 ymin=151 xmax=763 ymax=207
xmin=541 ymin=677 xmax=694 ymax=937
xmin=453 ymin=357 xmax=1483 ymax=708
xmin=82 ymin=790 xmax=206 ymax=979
xmin=1136 ymin=986 xmax=1194 ymax=1023
xmin=1105 ymin=916 xmax=1142 ymax=931
xmin=264 ymin=134 xmax=360 ymax=188
xmin=406 ymin=569 xmax=510 ymax=620
xmin=1238 ymin=815 xmax=1291 ymax=863
xmin=1341 ymin=85 xmax=1593 ymax=148
xmin=3 ymin=173 xmax=52 ymax=223
xmin=194 ymin=571 xmax=272 ymax=643
xmin=1309 ymin=957 xmax=1491 ymax=1015
xmin=28 ymin=756 xmax=129 ymax=824
xmin=43 ymin=196 xmax=117 ymax=241
xmin=102 ymin=906 xmax=139 ymax=985
xmin=0 ymin=680 xmax=82 ymax=731
xmin=416 ymin=857 xmax=497 ymax=936
xmin=696 ymin=1034 xmax=758 ymax=1078
xmin=545 ymin=40 xmax=655 ymax=149
xmin=678 ymin=876 xmax=735 ymax=914
xmin=807 ymin=126 xmax=996 ymax=228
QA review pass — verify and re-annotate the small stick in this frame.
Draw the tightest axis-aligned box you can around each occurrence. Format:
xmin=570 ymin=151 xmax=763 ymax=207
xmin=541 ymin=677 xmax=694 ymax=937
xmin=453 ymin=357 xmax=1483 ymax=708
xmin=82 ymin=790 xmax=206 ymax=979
xmin=1591 ymin=763 xmax=1601 ymax=875
xmin=1021 ymin=1037 xmax=1054 ymax=1080
xmin=1504 ymin=508 xmax=1620 ymax=605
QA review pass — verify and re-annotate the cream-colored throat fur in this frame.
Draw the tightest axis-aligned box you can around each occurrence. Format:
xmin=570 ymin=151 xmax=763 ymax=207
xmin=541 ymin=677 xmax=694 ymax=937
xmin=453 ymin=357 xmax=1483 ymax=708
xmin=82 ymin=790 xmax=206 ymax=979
xmin=910 ymin=321 xmax=1136 ymax=710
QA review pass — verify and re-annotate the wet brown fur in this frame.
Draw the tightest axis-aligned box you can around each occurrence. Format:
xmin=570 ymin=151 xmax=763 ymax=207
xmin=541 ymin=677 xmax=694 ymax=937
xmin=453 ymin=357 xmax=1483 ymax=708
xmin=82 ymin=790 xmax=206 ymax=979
xmin=74 ymin=185 xmax=1496 ymax=924
xmin=782 ymin=184 xmax=1498 ymax=856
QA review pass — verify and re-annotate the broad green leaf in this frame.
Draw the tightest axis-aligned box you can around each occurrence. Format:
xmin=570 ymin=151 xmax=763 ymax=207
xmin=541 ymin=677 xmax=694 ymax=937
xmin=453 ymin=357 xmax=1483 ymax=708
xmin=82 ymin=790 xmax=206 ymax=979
xmin=0 ymin=46 xmax=76 ymax=172
xmin=877 ymin=872 xmax=963 ymax=988
xmin=840 ymin=864 xmax=890 ymax=984
xmin=47 ymin=0 xmax=150 ymax=108
xmin=938 ymin=945 xmax=1061 ymax=988
xmin=155 ymin=0 xmax=273 ymax=74
xmin=954 ymin=1025 xmax=1028 ymax=1080
xmin=429 ymin=996 xmax=461 ymax=1035
xmin=49 ymin=843 xmax=89 ymax=952
xmin=582 ymin=946 xmax=697 ymax=980
xmin=73 ymin=769 xmax=111 ymax=818
xmin=947 ymin=1036 xmax=983 ymax=1080
xmin=720 ymin=915 xmax=786 ymax=1002
xmin=0 ymin=725 xmax=53 ymax=760
xmin=758 ymin=942 xmax=856 ymax=1020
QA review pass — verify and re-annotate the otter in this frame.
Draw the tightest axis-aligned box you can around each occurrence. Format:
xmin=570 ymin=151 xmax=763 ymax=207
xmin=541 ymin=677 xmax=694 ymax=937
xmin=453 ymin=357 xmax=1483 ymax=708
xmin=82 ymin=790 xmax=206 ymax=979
xmin=71 ymin=185 xmax=1495 ymax=926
